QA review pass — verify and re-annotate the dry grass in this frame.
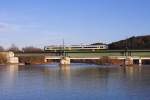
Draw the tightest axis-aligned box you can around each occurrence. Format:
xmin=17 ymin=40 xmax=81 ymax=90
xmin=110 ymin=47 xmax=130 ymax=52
xmin=0 ymin=54 xmax=7 ymax=64
xmin=19 ymin=56 xmax=45 ymax=64
xmin=98 ymin=56 xmax=124 ymax=65
xmin=71 ymin=56 xmax=124 ymax=65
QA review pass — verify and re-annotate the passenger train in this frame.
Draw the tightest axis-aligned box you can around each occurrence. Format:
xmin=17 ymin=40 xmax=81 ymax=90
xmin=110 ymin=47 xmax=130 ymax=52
xmin=44 ymin=44 xmax=108 ymax=51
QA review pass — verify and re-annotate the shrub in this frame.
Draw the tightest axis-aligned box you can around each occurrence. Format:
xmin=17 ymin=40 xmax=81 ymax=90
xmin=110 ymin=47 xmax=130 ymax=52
xmin=19 ymin=56 xmax=45 ymax=64
xmin=0 ymin=54 xmax=7 ymax=64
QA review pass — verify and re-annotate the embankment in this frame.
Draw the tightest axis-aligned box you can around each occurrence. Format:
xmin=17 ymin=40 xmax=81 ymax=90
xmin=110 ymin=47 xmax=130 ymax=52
xmin=71 ymin=56 xmax=124 ymax=65
xmin=0 ymin=53 xmax=7 ymax=64
xmin=18 ymin=56 xmax=46 ymax=64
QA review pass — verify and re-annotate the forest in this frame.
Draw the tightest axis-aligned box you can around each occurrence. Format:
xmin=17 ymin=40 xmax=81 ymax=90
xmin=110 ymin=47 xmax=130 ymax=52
xmin=108 ymin=35 xmax=150 ymax=50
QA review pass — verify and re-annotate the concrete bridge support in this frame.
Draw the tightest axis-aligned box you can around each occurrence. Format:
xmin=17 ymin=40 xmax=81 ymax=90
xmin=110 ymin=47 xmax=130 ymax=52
xmin=125 ymin=57 xmax=133 ymax=66
xmin=44 ymin=59 xmax=47 ymax=63
xmin=60 ymin=57 xmax=70 ymax=65
xmin=139 ymin=58 xmax=142 ymax=66
xmin=0 ymin=51 xmax=19 ymax=64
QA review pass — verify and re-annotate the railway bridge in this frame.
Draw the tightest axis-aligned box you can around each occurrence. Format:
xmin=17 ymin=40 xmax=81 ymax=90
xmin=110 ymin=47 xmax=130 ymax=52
xmin=15 ymin=50 xmax=150 ymax=65
xmin=44 ymin=55 xmax=150 ymax=65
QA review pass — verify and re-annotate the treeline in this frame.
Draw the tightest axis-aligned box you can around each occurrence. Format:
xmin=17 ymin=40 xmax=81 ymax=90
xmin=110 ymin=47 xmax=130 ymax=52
xmin=0 ymin=35 xmax=150 ymax=52
xmin=91 ymin=43 xmax=107 ymax=45
xmin=0 ymin=44 xmax=45 ymax=64
xmin=72 ymin=56 xmax=124 ymax=65
xmin=0 ymin=44 xmax=43 ymax=53
xmin=109 ymin=35 xmax=150 ymax=50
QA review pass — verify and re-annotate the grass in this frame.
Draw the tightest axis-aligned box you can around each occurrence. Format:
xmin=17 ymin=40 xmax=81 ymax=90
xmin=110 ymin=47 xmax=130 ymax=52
xmin=19 ymin=56 xmax=45 ymax=64
xmin=0 ymin=53 xmax=7 ymax=64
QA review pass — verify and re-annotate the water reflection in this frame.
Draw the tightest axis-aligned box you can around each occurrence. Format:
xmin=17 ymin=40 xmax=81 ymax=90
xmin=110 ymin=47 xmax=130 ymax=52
xmin=0 ymin=64 xmax=19 ymax=89
xmin=5 ymin=64 xmax=19 ymax=78
xmin=59 ymin=65 xmax=71 ymax=79
xmin=0 ymin=64 xmax=149 ymax=100
xmin=120 ymin=66 xmax=143 ymax=80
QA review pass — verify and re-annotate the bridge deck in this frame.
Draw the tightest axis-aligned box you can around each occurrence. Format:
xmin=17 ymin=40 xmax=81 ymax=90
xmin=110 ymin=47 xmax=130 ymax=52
xmin=45 ymin=56 xmax=150 ymax=60
xmin=44 ymin=56 xmax=100 ymax=60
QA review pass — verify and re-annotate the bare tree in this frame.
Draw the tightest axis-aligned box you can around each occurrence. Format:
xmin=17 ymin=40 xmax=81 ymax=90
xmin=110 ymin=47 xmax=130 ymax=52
xmin=22 ymin=46 xmax=43 ymax=52
xmin=0 ymin=46 xmax=5 ymax=52
xmin=8 ymin=44 xmax=20 ymax=52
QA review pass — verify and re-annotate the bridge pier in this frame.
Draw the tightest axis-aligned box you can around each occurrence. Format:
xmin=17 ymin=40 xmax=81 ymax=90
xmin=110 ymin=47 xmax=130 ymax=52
xmin=44 ymin=59 xmax=47 ymax=63
xmin=139 ymin=58 xmax=142 ymax=66
xmin=60 ymin=57 xmax=70 ymax=65
xmin=44 ymin=55 xmax=150 ymax=65
xmin=125 ymin=57 xmax=133 ymax=66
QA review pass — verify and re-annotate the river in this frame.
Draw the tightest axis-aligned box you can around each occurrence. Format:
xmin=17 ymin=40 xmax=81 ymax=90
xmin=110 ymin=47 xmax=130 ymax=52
xmin=0 ymin=63 xmax=150 ymax=100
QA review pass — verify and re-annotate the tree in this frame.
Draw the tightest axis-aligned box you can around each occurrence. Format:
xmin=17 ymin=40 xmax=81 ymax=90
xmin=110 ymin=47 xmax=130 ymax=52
xmin=0 ymin=46 xmax=5 ymax=52
xmin=8 ymin=44 xmax=20 ymax=52
xmin=22 ymin=46 xmax=43 ymax=52
xmin=91 ymin=43 xmax=106 ymax=45
xmin=109 ymin=35 xmax=150 ymax=50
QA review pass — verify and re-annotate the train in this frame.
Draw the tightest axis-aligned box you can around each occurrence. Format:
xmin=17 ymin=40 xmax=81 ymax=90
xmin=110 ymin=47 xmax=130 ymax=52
xmin=44 ymin=44 xmax=108 ymax=51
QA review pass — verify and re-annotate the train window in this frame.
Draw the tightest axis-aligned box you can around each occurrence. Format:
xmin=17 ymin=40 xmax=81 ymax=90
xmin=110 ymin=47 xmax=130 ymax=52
xmin=71 ymin=47 xmax=82 ymax=48
xmin=84 ymin=47 xmax=97 ymax=48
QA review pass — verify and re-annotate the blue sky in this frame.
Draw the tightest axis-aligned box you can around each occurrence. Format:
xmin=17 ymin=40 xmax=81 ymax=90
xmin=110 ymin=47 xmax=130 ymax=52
xmin=0 ymin=0 xmax=149 ymax=48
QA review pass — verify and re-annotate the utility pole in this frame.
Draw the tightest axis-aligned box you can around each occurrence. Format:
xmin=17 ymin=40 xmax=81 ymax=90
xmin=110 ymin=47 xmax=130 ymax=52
xmin=62 ymin=39 xmax=65 ymax=56
xmin=125 ymin=37 xmax=128 ymax=57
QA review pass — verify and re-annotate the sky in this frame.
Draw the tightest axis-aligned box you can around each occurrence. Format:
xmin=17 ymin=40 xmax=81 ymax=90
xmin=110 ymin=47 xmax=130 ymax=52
xmin=0 ymin=0 xmax=150 ymax=48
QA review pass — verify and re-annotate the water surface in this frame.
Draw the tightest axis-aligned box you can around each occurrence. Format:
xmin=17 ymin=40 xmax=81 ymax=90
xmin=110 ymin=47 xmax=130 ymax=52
xmin=0 ymin=63 xmax=150 ymax=100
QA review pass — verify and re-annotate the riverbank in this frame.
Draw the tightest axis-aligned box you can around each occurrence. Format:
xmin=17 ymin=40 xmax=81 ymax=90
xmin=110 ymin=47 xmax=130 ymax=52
xmin=71 ymin=56 xmax=124 ymax=65
xmin=18 ymin=56 xmax=46 ymax=65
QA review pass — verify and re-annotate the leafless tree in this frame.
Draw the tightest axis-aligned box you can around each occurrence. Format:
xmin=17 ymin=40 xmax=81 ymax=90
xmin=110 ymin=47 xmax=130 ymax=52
xmin=0 ymin=46 xmax=5 ymax=52
xmin=22 ymin=46 xmax=43 ymax=52
xmin=8 ymin=44 xmax=20 ymax=52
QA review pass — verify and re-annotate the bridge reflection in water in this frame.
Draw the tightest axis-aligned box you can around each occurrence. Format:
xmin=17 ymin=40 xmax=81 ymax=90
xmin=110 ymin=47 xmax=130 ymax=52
xmin=3 ymin=64 xmax=144 ymax=83
xmin=5 ymin=64 xmax=144 ymax=78
xmin=0 ymin=64 xmax=150 ymax=100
